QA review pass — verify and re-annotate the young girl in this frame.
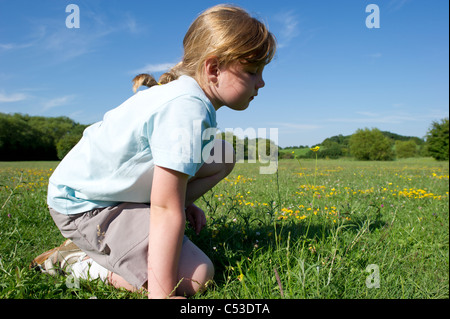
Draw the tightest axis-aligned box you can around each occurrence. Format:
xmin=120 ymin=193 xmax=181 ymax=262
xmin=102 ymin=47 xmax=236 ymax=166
xmin=46 ymin=4 xmax=276 ymax=298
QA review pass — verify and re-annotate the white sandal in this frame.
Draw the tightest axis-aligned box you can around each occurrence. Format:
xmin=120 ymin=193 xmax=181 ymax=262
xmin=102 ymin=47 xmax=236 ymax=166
xmin=30 ymin=239 xmax=86 ymax=276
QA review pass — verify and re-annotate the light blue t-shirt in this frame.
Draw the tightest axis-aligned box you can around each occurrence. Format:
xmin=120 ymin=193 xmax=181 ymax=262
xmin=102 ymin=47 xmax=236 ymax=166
xmin=47 ymin=75 xmax=217 ymax=215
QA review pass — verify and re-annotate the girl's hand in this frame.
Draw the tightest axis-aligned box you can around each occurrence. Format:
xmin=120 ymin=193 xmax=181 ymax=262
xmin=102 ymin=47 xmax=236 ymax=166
xmin=185 ymin=204 xmax=206 ymax=235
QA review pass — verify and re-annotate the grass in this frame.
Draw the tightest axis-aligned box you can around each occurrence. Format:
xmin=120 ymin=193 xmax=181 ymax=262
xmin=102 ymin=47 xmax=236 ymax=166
xmin=0 ymin=158 xmax=448 ymax=299
xmin=279 ymin=147 xmax=310 ymax=158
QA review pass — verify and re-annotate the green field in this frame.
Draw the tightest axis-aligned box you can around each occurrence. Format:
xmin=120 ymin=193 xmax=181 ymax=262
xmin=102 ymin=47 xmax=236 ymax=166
xmin=0 ymin=158 xmax=448 ymax=299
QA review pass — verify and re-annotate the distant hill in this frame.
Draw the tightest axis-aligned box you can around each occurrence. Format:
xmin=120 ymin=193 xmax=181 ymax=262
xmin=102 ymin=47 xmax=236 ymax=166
xmin=320 ymin=131 xmax=425 ymax=147
xmin=279 ymin=130 xmax=426 ymax=159
xmin=282 ymin=131 xmax=424 ymax=149
xmin=378 ymin=131 xmax=425 ymax=145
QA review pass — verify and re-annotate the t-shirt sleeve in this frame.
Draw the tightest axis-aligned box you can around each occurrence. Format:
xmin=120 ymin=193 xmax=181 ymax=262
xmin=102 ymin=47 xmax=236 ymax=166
xmin=147 ymin=95 xmax=216 ymax=177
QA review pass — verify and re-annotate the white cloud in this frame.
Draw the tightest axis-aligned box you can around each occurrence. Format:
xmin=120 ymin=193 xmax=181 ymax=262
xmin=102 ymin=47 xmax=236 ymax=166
xmin=274 ymin=10 xmax=300 ymax=48
xmin=39 ymin=11 xmax=143 ymax=62
xmin=0 ymin=92 xmax=27 ymax=103
xmin=131 ymin=62 xmax=175 ymax=75
xmin=0 ymin=25 xmax=45 ymax=53
xmin=387 ymin=0 xmax=411 ymax=13
xmin=41 ymin=24 xmax=114 ymax=62
xmin=356 ymin=111 xmax=379 ymax=117
xmin=1 ymin=9 xmax=138 ymax=62
xmin=124 ymin=13 xmax=138 ymax=34
xmin=42 ymin=95 xmax=75 ymax=110
xmin=0 ymin=40 xmax=36 ymax=51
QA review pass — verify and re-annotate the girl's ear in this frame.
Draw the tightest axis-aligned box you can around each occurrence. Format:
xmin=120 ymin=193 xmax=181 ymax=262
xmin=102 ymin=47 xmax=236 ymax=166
xmin=204 ymin=56 xmax=220 ymax=85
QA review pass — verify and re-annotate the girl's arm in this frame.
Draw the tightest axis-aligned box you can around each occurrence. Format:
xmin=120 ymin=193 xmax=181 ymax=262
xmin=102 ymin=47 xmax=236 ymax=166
xmin=147 ymin=165 xmax=188 ymax=299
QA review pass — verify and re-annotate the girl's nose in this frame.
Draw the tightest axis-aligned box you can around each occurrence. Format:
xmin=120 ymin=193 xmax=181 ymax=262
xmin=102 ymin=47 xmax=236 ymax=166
xmin=257 ymin=76 xmax=265 ymax=89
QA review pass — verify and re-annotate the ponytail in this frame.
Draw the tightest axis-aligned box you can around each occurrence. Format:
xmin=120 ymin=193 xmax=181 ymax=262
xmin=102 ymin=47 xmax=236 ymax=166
xmin=132 ymin=74 xmax=159 ymax=93
xmin=132 ymin=62 xmax=185 ymax=92
xmin=158 ymin=62 xmax=184 ymax=85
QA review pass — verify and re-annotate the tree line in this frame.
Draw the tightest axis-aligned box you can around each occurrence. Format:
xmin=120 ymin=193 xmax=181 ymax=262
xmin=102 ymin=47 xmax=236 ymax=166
xmin=279 ymin=118 xmax=449 ymax=161
xmin=0 ymin=112 xmax=279 ymax=162
xmin=0 ymin=113 xmax=448 ymax=162
xmin=0 ymin=113 xmax=87 ymax=161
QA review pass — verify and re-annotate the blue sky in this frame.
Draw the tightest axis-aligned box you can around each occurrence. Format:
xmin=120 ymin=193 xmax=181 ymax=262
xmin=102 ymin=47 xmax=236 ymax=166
xmin=0 ymin=0 xmax=448 ymax=147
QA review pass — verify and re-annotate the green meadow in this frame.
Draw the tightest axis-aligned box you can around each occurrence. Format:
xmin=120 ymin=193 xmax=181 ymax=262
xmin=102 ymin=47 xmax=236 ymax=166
xmin=0 ymin=158 xmax=448 ymax=299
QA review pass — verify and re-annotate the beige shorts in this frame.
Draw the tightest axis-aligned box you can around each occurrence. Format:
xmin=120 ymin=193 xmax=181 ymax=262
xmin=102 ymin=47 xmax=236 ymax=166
xmin=49 ymin=203 xmax=188 ymax=289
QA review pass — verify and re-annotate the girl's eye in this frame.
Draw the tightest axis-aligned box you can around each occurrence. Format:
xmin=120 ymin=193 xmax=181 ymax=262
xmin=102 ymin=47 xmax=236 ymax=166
xmin=243 ymin=64 xmax=263 ymax=76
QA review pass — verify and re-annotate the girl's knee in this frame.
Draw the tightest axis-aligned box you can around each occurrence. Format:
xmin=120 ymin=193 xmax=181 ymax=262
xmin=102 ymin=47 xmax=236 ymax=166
xmin=215 ymin=139 xmax=235 ymax=176
xmin=189 ymin=257 xmax=214 ymax=295
xmin=202 ymin=256 xmax=215 ymax=283
xmin=178 ymin=241 xmax=215 ymax=296
xmin=196 ymin=139 xmax=235 ymax=179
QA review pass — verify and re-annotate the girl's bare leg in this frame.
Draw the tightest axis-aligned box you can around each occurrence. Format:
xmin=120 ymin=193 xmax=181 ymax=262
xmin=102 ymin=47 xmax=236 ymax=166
xmin=185 ymin=139 xmax=235 ymax=207
xmin=108 ymin=238 xmax=214 ymax=297
xmin=108 ymin=140 xmax=235 ymax=295
xmin=108 ymin=272 xmax=139 ymax=292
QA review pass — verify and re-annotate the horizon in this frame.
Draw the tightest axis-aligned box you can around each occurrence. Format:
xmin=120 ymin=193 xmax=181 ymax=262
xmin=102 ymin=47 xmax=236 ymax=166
xmin=1 ymin=111 xmax=428 ymax=149
xmin=0 ymin=0 xmax=448 ymax=147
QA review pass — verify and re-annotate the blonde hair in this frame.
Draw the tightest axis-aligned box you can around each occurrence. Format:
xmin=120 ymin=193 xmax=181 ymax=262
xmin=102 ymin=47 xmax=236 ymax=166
xmin=133 ymin=4 xmax=276 ymax=92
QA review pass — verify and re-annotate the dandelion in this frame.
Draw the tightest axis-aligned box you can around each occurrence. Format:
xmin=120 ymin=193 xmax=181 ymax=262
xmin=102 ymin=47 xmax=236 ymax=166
xmin=310 ymin=146 xmax=320 ymax=152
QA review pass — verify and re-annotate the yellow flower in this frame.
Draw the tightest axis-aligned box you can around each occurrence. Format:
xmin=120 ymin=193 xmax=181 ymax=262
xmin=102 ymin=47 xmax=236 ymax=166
xmin=310 ymin=146 xmax=320 ymax=152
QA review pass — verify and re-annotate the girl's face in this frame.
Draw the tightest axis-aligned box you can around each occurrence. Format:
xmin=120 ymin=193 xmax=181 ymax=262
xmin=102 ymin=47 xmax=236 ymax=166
xmin=210 ymin=61 xmax=266 ymax=111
